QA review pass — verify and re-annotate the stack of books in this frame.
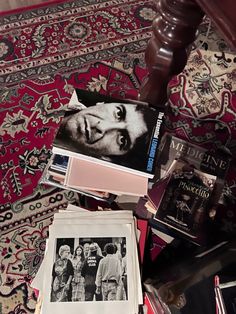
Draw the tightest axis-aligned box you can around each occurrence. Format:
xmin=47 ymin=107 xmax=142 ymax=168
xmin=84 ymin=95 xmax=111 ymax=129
xmin=135 ymin=133 xmax=232 ymax=246
xmin=34 ymin=87 xmax=164 ymax=314
xmin=40 ymin=88 xmax=164 ymax=199
xmin=31 ymin=205 xmax=144 ymax=314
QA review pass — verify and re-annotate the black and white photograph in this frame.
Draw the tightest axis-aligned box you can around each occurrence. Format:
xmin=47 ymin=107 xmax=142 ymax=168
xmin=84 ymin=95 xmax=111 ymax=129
xmin=53 ymin=88 xmax=162 ymax=176
xmin=50 ymin=237 xmax=128 ymax=303
xmin=36 ymin=208 xmax=141 ymax=314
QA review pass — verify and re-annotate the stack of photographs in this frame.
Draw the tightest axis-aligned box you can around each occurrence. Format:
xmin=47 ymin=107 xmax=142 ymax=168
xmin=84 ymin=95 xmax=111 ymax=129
xmin=31 ymin=205 xmax=143 ymax=314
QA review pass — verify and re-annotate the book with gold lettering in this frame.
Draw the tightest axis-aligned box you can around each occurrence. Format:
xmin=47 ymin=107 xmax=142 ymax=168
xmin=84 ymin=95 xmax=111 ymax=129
xmin=151 ymin=159 xmax=217 ymax=245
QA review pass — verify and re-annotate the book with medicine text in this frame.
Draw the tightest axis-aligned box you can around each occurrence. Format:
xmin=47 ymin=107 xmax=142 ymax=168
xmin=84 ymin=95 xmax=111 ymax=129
xmin=52 ymin=88 xmax=164 ymax=178
xmin=154 ymin=133 xmax=231 ymax=204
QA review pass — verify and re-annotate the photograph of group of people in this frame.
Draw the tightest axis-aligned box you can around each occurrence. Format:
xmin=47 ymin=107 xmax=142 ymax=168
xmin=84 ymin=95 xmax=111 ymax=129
xmin=50 ymin=237 xmax=128 ymax=303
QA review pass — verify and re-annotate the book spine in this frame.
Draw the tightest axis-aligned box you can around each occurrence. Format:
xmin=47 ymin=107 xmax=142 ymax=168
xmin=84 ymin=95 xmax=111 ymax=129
xmin=146 ymin=112 xmax=164 ymax=174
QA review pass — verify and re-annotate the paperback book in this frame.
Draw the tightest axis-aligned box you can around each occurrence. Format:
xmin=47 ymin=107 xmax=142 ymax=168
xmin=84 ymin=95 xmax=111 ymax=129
xmin=52 ymin=88 xmax=164 ymax=178
xmin=143 ymin=291 xmax=170 ymax=314
xmin=134 ymin=196 xmax=156 ymax=220
xmin=65 ymin=156 xmax=149 ymax=196
xmin=151 ymin=159 xmax=217 ymax=245
xmin=41 ymin=152 xmax=150 ymax=197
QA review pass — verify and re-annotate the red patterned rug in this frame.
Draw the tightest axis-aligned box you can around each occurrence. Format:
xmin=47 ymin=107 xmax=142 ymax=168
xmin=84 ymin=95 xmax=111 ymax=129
xmin=0 ymin=1 xmax=155 ymax=312
xmin=167 ymin=21 xmax=236 ymax=238
xmin=0 ymin=0 xmax=155 ymax=223
xmin=0 ymin=1 xmax=236 ymax=312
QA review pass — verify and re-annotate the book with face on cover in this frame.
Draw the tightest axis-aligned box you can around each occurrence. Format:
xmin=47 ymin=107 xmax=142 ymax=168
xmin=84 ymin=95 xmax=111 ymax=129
xmin=154 ymin=133 xmax=231 ymax=205
xmin=152 ymin=159 xmax=217 ymax=245
xmin=52 ymin=88 xmax=164 ymax=179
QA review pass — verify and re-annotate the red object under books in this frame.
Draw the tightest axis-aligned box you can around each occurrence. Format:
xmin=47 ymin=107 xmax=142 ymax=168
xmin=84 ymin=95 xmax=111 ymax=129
xmin=137 ymin=219 xmax=149 ymax=266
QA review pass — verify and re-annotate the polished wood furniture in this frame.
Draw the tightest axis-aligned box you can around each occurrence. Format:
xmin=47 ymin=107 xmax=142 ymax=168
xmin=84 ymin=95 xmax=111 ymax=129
xmin=139 ymin=0 xmax=236 ymax=107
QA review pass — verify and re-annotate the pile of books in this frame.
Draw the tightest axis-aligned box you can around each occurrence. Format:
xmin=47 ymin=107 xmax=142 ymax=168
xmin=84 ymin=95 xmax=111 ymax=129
xmin=31 ymin=205 xmax=144 ymax=314
xmin=40 ymin=88 xmax=164 ymax=200
xmin=135 ymin=133 xmax=232 ymax=246
xmin=34 ymin=87 xmax=167 ymax=313
xmin=33 ymin=85 xmax=235 ymax=314
xmin=36 ymin=85 xmax=235 ymax=314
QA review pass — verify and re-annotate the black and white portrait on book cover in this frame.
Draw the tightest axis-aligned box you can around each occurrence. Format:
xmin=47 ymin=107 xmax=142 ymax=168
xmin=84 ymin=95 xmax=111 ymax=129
xmin=53 ymin=88 xmax=163 ymax=177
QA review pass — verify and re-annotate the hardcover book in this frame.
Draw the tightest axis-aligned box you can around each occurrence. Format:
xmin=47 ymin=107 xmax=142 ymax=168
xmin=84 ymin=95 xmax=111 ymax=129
xmin=152 ymin=159 xmax=217 ymax=245
xmin=147 ymin=176 xmax=170 ymax=212
xmin=154 ymin=133 xmax=231 ymax=204
xmin=53 ymin=88 xmax=164 ymax=178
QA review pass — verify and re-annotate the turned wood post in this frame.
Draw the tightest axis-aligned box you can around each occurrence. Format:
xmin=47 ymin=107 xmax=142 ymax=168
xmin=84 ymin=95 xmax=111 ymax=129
xmin=139 ymin=0 xmax=204 ymax=107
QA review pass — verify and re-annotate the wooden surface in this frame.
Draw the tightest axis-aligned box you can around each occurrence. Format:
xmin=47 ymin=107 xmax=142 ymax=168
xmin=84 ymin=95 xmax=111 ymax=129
xmin=139 ymin=0 xmax=236 ymax=107
xmin=139 ymin=0 xmax=204 ymax=107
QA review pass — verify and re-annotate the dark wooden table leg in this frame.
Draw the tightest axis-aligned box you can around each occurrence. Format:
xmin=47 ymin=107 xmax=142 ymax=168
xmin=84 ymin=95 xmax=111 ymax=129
xmin=139 ymin=0 xmax=204 ymax=107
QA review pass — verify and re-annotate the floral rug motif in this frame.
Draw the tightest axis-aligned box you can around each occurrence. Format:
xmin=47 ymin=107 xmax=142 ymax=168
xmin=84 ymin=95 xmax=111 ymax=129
xmin=0 ymin=56 xmax=149 ymax=313
xmin=0 ymin=0 xmax=156 ymax=85
xmin=167 ymin=19 xmax=236 ymax=235
xmin=0 ymin=1 xmax=156 ymax=313
xmin=0 ymin=0 xmax=154 ymax=233
xmin=0 ymin=2 xmax=236 ymax=313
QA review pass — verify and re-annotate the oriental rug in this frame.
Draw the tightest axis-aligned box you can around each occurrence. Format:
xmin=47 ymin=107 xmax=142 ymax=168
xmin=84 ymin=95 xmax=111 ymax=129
xmin=0 ymin=1 xmax=156 ymax=313
xmin=0 ymin=0 xmax=236 ymax=312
